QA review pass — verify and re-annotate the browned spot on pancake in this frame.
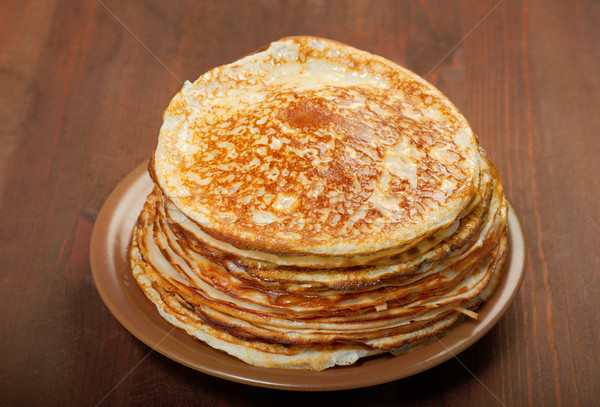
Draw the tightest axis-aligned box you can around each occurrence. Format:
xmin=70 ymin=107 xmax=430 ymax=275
xmin=278 ymin=97 xmax=334 ymax=130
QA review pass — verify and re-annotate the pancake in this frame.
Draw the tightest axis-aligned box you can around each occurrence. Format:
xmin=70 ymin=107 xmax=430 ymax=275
xmin=131 ymin=36 xmax=509 ymax=370
xmin=151 ymin=36 xmax=482 ymax=260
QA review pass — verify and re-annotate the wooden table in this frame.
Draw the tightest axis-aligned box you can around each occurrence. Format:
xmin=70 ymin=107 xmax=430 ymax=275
xmin=1 ymin=0 xmax=598 ymax=405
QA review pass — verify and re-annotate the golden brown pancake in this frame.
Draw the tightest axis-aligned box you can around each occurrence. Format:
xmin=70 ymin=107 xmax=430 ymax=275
xmin=151 ymin=36 xmax=482 ymax=261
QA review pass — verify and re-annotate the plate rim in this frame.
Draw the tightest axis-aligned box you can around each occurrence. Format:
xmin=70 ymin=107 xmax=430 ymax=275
xmin=90 ymin=161 xmax=527 ymax=391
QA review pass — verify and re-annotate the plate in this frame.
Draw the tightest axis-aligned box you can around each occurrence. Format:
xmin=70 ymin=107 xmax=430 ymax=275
xmin=90 ymin=161 xmax=526 ymax=391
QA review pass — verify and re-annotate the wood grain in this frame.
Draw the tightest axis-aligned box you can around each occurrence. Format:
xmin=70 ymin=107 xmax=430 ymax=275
xmin=1 ymin=0 xmax=598 ymax=405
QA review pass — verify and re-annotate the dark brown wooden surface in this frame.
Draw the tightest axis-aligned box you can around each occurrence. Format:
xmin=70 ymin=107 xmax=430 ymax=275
xmin=1 ymin=0 xmax=599 ymax=405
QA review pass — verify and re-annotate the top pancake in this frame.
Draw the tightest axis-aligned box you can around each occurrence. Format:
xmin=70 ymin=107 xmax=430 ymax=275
xmin=152 ymin=36 xmax=481 ymax=256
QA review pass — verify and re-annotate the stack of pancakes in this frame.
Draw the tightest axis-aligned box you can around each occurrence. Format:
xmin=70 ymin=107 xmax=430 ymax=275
xmin=130 ymin=37 xmax=508 ymax=370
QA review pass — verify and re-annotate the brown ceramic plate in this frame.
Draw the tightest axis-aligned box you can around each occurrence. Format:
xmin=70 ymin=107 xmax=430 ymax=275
xmin=90 ymin=161 xmax=526 ymax=391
